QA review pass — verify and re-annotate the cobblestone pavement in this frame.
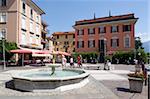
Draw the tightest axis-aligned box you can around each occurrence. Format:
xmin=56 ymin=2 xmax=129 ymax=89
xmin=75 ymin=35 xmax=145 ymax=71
xmin=0 ymin=64 xmax=148 ymax=99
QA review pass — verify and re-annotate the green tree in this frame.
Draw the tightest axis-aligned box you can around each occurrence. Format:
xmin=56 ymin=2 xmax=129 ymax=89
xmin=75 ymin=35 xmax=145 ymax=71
xmin=135 ymin=37 xmax=144 ymax=50
xmin=0 ymin=40 xmax=17 ymax=61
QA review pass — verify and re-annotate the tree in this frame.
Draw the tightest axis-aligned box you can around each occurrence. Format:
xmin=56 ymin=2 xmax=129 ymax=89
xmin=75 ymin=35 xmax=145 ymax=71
xmin=135 ymin=37 xmax=144 ymax=50
xmin=0 ymin=40 xmax=17 ymax=61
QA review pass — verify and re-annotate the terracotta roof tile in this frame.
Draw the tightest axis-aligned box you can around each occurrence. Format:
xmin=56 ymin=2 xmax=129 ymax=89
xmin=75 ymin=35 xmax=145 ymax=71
xmin=52 ymin=31 xmax=75 ymax=35
xmin=75 ymin=13 xmax=138 ymax=26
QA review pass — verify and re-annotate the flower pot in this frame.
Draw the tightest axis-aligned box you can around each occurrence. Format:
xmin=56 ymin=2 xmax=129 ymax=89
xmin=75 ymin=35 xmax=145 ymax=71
xmin=128 ymin=77 xmax=144 ymax=93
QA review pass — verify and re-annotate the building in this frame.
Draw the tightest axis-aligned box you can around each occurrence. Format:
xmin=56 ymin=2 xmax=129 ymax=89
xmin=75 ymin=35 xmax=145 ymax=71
xmin=73 ymin=13 xmax=138 ymax=62
xmin=41 ymin=20 xmax=49 ymax=50
xmin=0 ymin=0 xmax=45 ymax=50
xmin=52 ymin=31 xmax=75 ymax=54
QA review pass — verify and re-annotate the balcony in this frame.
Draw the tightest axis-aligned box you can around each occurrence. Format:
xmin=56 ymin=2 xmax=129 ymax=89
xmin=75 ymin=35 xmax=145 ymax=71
xmin=42 ymin=29 xmax=49 ymax=34
xmin=41 ymin=39 xmax=47 ymax=44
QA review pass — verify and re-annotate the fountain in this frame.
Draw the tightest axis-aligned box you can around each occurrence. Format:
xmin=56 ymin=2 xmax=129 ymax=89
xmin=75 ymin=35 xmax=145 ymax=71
xmin=12 ymin=65 xmax=89 ymax=92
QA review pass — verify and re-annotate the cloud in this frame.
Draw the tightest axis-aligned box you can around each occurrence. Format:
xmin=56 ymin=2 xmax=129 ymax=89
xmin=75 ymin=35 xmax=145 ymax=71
xmin=135 ymin=32 xmax=150 ymax=42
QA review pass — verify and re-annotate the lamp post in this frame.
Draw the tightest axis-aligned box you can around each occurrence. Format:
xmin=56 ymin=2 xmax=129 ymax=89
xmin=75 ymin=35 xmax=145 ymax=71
xmin=104 ymin=38 xmax=107 ymax=62
xmin=51 ymin=36 xmax=56 ymax=64
xmin=1 ymin=29 xmax=6 ymax=70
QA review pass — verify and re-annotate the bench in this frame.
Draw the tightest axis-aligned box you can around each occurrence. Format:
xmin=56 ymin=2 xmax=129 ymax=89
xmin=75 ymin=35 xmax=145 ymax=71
xmin=85 ymin=65 xmax=101 ymax=70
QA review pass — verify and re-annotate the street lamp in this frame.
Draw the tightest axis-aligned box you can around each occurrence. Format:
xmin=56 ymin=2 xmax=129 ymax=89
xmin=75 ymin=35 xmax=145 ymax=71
xmin=104 ymin=38 xmax=107 ymax=61
xmin=1 ymin=29 xmax=6 ymax=70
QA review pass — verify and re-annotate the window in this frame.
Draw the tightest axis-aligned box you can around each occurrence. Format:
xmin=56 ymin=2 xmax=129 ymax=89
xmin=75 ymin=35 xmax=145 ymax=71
xmin=30 ymin=34 xmax=33 ymax=44
xmin=22 ymin=2 xmax=26 ymax=14
xmin=0 ymin=0 xmax=6 ymax=6
xmin=21 ymin=32 xmax=26 ymax=44
xmin=77 ymin=29 xmax=84 ymax=35
xmin=21 ymin=17 xmax=26 ymax=30
xmin=77 ymin=41 xmax=84 ymax=48
xmin=111 ymin=38 xmax=119 ymax=48
xmin=123 ymin=25 xmax=131 ymax=32
xmin=73 ymin=41 xmax=75 ymax=45
xmin=36 ymin=25 xmax=39 ymax=33
xmin=73 ymin=48 xmax=75 ymax=52
xmin=36 ymin=35 xmax=39 ymax=44
xmin=73 ymin=34 xmax=75 ymax=38
xmin=88 ymin=40 xmax=95 ymax=48
xmin=65 ymin=35 xmax=68 ymax=39
xmin=36 ymin=16 xmax=39 ymax=23
xmin=124 ymin=36 xmax=130 ymax=48
xmin=111 ymin=26 xmax=118 ymax=33
xmin=30 ymin=9 xmax=33 ymax=19
xmin=0 ymin=13 xmax=6 ymax=23
xmin=99 ymin=26 xmax=106 ymax=33
xmin=0 ymin=28 xmax=6 ymax=39
xmin=64 ymin=41 xmax=69 ymax=45
xmin=30 ymin=22 xmax=33 ymax=33
xmin=57 ymin=35 xmax=59 ymax=39
xmin=56 ymin=48 xmax=59 ymax=51
xmin=88 ymin=28 xmax=95 ymax=34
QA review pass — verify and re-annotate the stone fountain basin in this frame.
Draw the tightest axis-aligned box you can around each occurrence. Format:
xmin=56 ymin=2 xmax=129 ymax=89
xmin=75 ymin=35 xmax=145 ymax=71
xmin=12 ymin=69 xmax=89 ymax=92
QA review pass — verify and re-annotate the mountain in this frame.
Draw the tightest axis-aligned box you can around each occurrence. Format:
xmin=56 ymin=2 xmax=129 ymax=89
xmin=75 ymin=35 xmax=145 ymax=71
xmin=143 ymin=40 xmax=150 ymax=52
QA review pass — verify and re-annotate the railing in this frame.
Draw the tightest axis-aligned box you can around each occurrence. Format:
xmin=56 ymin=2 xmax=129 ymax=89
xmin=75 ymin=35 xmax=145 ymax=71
xmin=148 ymin=75 xmax=150 ymax=99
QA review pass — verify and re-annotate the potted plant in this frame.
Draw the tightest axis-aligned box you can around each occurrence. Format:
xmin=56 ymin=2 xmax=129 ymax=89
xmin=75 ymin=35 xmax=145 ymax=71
xmin=128 ymin=72 xmax=144 ymax=93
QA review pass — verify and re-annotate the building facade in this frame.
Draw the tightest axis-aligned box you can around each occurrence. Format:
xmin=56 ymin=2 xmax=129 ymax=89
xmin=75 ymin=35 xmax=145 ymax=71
xmin=52 ymin=31 xmax=75 ymax=54
xmin=41 ymin=21 xmax=48 ymax=50
xmin=73 ymin=14 xmax=138 ymax=62
xmin=0 ymin=0 xmax=45 ymax=50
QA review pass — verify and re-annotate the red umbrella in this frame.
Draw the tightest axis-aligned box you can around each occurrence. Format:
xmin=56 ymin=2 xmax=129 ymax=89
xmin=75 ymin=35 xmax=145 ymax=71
xmin=10 ymin=49 xmax=32 ymax=54
xmin=58 ymin=51 xmax=71 ymax=56
xmin=50 ymin=51 xmax=71 ymax=56
xmin=34 ymin=50 xmax=50 ymax=54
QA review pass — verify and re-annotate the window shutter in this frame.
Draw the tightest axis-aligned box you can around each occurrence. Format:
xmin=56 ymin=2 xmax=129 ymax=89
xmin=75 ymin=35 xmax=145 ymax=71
xmin=77 ymin=41 xmax=79 ymax=48
xmin=93 ymin=40 xmax=95 ymax=47
xmin=93 ymin=28 xmax=95 ymax=34
xmin=117 ymin=26 xmax=119 ymax=32
xmin=117 ymin=39 xmax=119 ymax=46
xmin=111 ymin=27 xmax=112 ymax=33
xmin=111 ymin=39 xmax=112 ymax=47
xmin=82 ymin=41 xmax=84 ymax=48
xmin=77 ymin=30 xmax=79 ymax=35
xmin=104 ymin=27 xmax=106 ymax=33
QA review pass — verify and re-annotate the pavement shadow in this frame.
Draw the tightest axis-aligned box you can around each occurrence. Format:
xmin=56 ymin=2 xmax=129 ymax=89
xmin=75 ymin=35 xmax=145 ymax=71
xmin=117 ymin=87 xmax=130 ymax=93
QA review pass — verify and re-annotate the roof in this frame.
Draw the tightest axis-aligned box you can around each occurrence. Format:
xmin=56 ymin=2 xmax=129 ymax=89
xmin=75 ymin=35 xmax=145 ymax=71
xmin=74 ymin=13 xmax=138 ymax=26
xmin=27 ymin=0 xmax=45 ymax=15
xmin=52 ymin=31 xmax=75 ymax=36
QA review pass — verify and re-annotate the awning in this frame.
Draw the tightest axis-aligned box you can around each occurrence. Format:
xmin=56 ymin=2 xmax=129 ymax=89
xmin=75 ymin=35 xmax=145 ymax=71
xmin=10 ymin=49 xmax=32 ymax=54
xmin=34 ymin=50 xmax=50 ymax=54
xmin=32 ymin=54 xmax=52 ymax=57
xmin=50 ymin=51 xmax=71 ymax=56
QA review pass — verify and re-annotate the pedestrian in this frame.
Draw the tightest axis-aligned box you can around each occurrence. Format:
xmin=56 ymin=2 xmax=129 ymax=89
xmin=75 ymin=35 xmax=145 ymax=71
xmin=62 ymin=55 xmax=67 ymax=68
xmin=77 ymin=55 xmax=82 ymax=68
xmin=141 ymin=62 xmax=147 ymax=85
xmin=107 ymin=60 xmax=111 ymax=70
xmin=70 ymin=56 xmax=74 ymax=68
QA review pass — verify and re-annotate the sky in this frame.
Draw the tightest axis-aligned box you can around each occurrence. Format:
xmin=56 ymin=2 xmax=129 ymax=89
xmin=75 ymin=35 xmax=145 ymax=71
xmin=33 ymin=0 xmax=149 ymax=42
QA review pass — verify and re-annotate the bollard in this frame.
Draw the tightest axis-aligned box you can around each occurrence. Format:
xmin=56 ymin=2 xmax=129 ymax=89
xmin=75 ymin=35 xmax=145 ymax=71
xmin=148 ymin=75 xmax=150 ymax=99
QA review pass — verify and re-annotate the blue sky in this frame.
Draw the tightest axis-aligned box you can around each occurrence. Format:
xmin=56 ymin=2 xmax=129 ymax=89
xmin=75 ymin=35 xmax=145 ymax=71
xmin=33 ymin=0 xmax=149 ymax=42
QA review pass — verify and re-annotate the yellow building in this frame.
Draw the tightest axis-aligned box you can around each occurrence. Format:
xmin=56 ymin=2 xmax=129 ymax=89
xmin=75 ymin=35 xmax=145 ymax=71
xmin=52 ymin=31 xmax=75 ymax=54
